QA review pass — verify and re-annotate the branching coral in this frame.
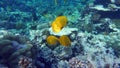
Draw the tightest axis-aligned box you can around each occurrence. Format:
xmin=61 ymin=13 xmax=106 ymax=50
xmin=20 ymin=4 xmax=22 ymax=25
xmin=68 ymin=57 xmax=94 ymax=68
xmin=18 ymin=57 xmax=36 ymax=68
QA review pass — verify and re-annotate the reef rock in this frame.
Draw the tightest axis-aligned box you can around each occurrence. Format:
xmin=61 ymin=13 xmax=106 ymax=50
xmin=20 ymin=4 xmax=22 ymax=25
xmin=49 ymin=27 xmax=78 ymax=36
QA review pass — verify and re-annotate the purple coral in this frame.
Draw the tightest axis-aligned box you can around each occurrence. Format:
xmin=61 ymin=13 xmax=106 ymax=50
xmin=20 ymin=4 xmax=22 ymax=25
xmin=68 ymin=57 xmax=94 ymax=68
xmin=18 ymin=57 xmax=36 ymax=68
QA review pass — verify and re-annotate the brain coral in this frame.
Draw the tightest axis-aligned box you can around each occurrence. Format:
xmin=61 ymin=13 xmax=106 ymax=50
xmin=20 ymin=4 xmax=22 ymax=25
xmin=59 ymin=35 xmax=71 ymax=46
xmin=46 ymin=35 xmax=59 ymax=45
xmin=51 ymin=16 xmax=68 ymax=33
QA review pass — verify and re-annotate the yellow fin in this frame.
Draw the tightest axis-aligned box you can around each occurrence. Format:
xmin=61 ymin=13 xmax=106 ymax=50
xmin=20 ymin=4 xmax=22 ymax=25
xmin=59 ymin=35 xmax=71 ymax=46
xmin=51 ymin=16 xmax=68 ymax=33
xmin=46 ymin=36 xmax=59 ymax=45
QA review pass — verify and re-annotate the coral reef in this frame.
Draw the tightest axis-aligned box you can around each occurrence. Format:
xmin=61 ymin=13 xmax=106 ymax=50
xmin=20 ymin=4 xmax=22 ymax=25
xmin=29 ymin=23 xmax=120 ymax=67
xmin=68 ymin=57 xmax=94 ymax=68
xmin=18 ymin=56 xmax=36 ymax=68
xmin=49 ymin=27 xmax=78 ymax=36
xmin=0 ymin=0 xmax=120 ymax=68
xmin=0 ymin=31 xmax=38 ymax=67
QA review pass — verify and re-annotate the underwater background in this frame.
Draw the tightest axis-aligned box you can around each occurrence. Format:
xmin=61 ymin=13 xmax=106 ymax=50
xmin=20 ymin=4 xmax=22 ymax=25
xmin=0 ymin=0 xmax=120 ymax=68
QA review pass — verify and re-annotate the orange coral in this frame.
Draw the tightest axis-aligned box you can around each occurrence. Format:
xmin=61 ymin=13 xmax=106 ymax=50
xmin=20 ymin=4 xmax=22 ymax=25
xmin=59 ymin=35 xmax=71 ymax=46
xmin=51 ymin=16 xmax=68 ymax=33
xmin=46 ymin=35 xmax=59 ymax=45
